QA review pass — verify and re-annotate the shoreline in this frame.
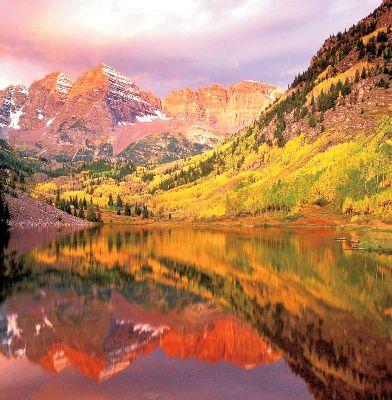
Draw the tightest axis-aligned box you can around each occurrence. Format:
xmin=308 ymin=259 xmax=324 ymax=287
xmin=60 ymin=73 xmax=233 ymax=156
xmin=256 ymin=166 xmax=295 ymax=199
xmin=8 ymin=210 xmax=392 ymax=233
xmin=9 ymin=217 xmax=391 ymax=232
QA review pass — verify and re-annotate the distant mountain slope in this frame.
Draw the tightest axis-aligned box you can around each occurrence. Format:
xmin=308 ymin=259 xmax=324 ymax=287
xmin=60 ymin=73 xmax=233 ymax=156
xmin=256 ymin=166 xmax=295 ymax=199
xmin=118 ymin=129 xmax=222 ymax=165
xmin=0 ymin=65 xmax=281 ymax=165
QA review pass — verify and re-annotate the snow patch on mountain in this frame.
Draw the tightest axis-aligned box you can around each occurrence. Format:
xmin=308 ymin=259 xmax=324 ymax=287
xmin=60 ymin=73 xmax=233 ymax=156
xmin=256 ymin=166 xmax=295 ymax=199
xmin=9 ymin=106 xmax=24 ymax=129
xmin=18 ymin=86 xmax=28 ymax=95
xmin=56 ymin=73 xmax=73 ymax=96
xmin=102 ymin=64 xmax=145 ymax=103
xmin=117 ymin=121 xmax=134 ymax=126
xmin=46 ymin=116 xmax=55 ymax=126
xmin=136 ymin=110 xmax=171 ymax=123
xmin=37 ymin=109 xmax=44 ymax=120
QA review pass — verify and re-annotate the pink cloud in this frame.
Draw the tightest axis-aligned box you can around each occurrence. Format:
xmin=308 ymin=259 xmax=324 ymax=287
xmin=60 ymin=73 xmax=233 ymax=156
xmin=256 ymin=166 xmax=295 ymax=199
xmin=0 ymin=0 xmax=381 ymax=95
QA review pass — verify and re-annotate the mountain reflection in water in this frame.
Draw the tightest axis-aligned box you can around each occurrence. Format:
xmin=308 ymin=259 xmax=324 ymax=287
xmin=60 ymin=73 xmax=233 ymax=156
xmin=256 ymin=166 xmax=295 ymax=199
xmin=0 ymin=226 xmax=391 ymax=400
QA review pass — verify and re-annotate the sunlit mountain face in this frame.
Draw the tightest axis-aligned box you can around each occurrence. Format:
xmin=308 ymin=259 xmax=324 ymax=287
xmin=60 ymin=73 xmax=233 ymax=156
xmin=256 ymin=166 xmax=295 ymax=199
xmin=0 ymin=226 xmax=391 ymax=399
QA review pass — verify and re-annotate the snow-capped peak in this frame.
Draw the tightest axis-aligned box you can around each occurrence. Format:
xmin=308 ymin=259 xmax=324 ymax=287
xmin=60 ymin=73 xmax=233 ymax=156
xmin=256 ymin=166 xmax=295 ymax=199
xmin=100 ymin=64 xmax=145 ymax=104
xmin=101 ymin=64 xmax=134 ymax=84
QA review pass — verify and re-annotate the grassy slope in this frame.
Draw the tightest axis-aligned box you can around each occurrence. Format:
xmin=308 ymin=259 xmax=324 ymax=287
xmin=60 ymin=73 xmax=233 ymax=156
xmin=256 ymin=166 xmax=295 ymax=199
xmin=150 ymin=117 xmax=392 ymax=223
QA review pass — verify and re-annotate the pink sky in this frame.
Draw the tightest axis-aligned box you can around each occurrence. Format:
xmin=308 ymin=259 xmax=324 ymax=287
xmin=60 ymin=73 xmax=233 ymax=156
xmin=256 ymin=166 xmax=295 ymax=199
xmin=0 ymin=0 xmax=381 ymax=96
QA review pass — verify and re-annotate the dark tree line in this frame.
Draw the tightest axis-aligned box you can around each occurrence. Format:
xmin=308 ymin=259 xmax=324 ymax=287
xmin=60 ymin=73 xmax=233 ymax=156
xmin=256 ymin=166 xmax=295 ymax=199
xmin=52 ymin=191 xmax=101 ymax=222
xmin=109 ymin=193 xmax=151 ymax=218
xmin=157 ymin=152 xmax=224 ymax=191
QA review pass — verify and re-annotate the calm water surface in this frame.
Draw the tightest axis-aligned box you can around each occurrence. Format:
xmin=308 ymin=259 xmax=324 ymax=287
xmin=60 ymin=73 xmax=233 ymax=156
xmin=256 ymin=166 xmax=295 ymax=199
xmin=0 ymin=226 xmax=391 ymax=400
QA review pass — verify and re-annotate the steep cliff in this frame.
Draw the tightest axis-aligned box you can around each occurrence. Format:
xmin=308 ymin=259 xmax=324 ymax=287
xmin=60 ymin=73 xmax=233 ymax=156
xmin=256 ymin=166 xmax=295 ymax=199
xmin=164 ymin=81 xmax=283 ymax=132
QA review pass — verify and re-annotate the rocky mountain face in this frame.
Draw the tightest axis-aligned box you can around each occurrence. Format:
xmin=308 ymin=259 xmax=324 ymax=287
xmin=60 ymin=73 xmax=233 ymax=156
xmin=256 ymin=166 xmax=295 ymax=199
xmin=18 ymin=72 xmax=73 ymax=132
xmin=164 ymin=81 xmax=283 ymax=132
xmin=52 ymin=64 xmax=164 ymax=135
xmin=0 ymin=65 xmax=281 ymax=164
xmin=0 ymin=85 xmax=28 ymax=129
xmin=0 ymin=72 xmax=72 ymax=133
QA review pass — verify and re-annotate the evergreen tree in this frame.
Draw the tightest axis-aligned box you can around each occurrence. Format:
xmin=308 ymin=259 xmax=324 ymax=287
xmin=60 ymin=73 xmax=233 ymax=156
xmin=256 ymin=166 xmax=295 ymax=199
xmin=142 ymin=205 xmax=149 ymax=219
xmin=116 ymin=194 xmax=123 ymax=209
xmin=376 ymin=30 xmax=388 ymax=43
xmin=341 ymin=78 xmax=352 ymax=96
xmin=357 ymin=38 xmax=365 ymax=59
xmin=124 ymin=203 xmax=131 ymax=216
xmin=55 ymin=188 xmax=61 ymax=207
xmin=108 ymin=193 xmax=114 ymax=207
xmin=300 ymin=106 xmax=308 ymax=118
xmin=308 ymin=114 xmax=317 ymax=128
xmin=86 ymin=201 xmax=96 ymax=222
xmin=376 ymin=77 xmax=390 ymax=89
xmin=354 ymin=69 xmax=360 ymax=83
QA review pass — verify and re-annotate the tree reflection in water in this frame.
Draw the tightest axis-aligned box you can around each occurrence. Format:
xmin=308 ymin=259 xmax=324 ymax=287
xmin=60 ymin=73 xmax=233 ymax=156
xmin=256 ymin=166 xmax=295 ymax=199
xmin=0 ymin=226 xmax=391 ymax=399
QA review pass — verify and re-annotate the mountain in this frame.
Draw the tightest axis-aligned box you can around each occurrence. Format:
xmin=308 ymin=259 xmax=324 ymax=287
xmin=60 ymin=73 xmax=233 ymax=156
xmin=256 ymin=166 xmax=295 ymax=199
xmin=0 ymin=85 xmax=28 ymax=129
xmin=0 ymin=65 xmax=281 ymax=165
xmin=163 ymin=81 xmax=283 ymax=132
xmin=33 ymin=0 xmax=392 ymax=226
xmin=119 ymin=80 xmax=283 ymax=165
xmin=118 ymin=129 xmax=222 ymax=165
xmin=0 ymin=72 xmax=72 ymax=132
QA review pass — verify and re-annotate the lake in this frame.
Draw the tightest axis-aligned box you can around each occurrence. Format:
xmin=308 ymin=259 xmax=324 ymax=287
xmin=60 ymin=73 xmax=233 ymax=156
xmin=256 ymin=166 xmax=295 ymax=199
xmin=0 ymin=226 xmax=391 ymax=400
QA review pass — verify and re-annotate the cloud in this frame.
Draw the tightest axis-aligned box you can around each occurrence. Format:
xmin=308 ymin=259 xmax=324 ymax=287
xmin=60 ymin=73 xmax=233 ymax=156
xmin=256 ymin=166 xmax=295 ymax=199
xmin=0 ymin=0 xmax=381 ymax=96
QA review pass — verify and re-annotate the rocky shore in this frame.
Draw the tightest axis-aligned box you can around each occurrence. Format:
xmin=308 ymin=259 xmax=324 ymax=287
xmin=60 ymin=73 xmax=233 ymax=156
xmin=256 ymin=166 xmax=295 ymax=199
xmin=5 ymin=189 xmax=92 ymax=227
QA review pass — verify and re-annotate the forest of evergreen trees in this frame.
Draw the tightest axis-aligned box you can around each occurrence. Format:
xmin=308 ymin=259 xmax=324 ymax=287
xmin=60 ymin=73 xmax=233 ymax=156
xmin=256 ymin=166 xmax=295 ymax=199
xmin=52 ymin=191 xmax=102 ymax=222
xmin=107 ymin=193 xmax=151 ymax=218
